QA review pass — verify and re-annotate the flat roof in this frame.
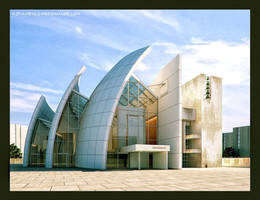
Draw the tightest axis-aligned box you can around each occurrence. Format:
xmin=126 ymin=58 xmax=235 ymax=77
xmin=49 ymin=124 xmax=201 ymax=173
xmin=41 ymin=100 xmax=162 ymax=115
xmin=120 ymin=144 xmax=170 ymax=153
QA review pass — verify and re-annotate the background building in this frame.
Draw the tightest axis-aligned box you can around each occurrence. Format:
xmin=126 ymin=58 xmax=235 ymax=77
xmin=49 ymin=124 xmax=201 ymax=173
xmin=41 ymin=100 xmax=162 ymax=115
xmin=222 ymin=126 xmax=250 ymax=157
xmin=10 ymin=124 xmax=28 ymax=154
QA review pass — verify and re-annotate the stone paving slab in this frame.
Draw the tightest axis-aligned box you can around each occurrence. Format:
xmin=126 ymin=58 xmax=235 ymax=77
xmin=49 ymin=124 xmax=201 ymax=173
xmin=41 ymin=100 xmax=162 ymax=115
xmin=10 ymin=165 xmax=250 ymax=191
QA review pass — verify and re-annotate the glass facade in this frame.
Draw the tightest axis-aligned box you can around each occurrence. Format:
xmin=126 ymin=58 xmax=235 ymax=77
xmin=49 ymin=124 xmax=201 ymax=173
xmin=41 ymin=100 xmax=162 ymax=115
xmin=106 ymin=76 xmax=158 ymax=168
xmin=185 ymin=121 xmax=192 ymax=135
xmin=53 ymin=90 xmax=88 ymax=167
xmin=29 ymin=119 xmax=51 ymax=166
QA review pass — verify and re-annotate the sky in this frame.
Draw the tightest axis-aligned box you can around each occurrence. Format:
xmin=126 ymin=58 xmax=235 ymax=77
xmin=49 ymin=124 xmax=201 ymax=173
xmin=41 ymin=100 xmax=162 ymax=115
xmin=10 ymin=10 xmax=250 ymax=132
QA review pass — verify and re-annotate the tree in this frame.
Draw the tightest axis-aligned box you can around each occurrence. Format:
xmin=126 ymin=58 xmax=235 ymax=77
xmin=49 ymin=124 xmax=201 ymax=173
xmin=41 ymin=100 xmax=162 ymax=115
xmin=10 ymin=143 xmax=22 ymax=158
xmin=223 ymin=147 xmax=237 ymax=157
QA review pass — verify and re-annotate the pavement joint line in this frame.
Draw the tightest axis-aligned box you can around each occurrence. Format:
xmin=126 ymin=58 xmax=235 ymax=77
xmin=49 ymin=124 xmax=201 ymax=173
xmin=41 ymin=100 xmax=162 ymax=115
xmin=10 ymin=167 xmax=250 ymax=191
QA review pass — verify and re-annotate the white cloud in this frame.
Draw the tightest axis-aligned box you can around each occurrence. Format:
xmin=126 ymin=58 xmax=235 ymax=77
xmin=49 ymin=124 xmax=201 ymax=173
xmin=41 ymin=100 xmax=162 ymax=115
xmin=75 ymin=26 xmax=83 ymax=34
xmin=89 ymin=34 xmax=131 ymax=52
xmin=10 ymin=97 xmax=36 ymax=113
xmin=11 ymin=89 xmax=42 ymax=101
xmin=10 ymin=83 xmax=61 ymax=113
xmin=190 ymin=37 xmax=210 ymax=44
xmin=182 ymin=38 xmax=250 ymax=86
xmin=222 ymin=85 xmax=250 ymax=132
xmin=139 ymin=10 xmax=180 ymax=31
xmin=152 ymin=42 xmax=181 ymax=55
xmin=10 ymin=88 xmax=59 ymax=113
xmin=150 ymin=38 xmax=250 ymax=87
xmin=40 ymin=80 xmax=52 ymax=86
xmin=79 ymin=53 xmax=114 ymax=71
xmin=10 ymin=89 xmax=41 ymax=113
xmin=135 ymin=62 xmax=149 ymax=72
xmin=82 ymin=10 xmax=136 ymax=23
xmin=10 ymin=82 xmax=63 ymax=94
xmin=83 ymin=10 xmax=180 ymax=32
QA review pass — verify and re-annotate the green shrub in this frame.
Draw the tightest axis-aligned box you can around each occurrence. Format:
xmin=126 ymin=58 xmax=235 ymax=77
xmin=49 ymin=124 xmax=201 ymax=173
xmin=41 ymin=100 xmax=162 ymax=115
xmin=10 ymin=143 xmax=22 ymax=158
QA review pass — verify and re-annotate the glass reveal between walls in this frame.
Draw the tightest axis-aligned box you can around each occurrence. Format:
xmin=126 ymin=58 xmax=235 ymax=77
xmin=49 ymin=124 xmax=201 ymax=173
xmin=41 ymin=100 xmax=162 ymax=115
xmin=106 ymin=75 xmax=158 ymax=169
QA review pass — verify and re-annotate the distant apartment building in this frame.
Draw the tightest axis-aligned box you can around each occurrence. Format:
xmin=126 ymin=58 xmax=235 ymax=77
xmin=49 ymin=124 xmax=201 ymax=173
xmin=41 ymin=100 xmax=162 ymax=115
xmin=222 ymin=126 xmax=250 ymax=157
xmin=10 ymin=124 xmax=28 ymax=154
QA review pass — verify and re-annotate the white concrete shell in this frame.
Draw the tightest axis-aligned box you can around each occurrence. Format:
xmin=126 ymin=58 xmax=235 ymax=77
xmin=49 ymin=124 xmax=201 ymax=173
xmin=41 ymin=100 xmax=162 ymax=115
xmin=45 ymin=67 xmax=85 ymax=168
xmin=75 ymin=46 xmax=151 ymax=169
xmin=23 ymin=96 xmax=55 ymax=167
xmin=149 ymin=55 xmax=182 ymax=169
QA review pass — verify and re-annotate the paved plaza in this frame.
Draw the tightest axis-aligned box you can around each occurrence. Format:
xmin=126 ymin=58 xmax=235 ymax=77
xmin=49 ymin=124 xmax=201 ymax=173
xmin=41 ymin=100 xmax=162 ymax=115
xmin=10 ymin=165 xmax=250 ymax=191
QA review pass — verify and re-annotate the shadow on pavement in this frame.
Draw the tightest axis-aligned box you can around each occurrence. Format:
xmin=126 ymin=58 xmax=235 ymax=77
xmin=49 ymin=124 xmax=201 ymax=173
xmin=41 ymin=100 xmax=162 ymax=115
xmin=10 ymin=164 xmax=147 ymax=172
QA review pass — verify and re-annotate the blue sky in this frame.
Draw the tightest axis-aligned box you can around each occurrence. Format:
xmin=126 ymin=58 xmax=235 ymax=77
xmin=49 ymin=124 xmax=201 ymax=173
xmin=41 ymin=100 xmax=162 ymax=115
xmin=10 ymin=10 xmax=250 ymax=132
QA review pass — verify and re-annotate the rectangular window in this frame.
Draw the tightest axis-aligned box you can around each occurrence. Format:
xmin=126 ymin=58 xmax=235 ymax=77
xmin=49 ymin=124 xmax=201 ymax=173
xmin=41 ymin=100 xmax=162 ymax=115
xmin=238 ymin=129 xmax=240 ymax=150
xmin=185 ymin=121 xmax=192 ymax=135
xmin=160 ymin=80 xmax=168 ymax=97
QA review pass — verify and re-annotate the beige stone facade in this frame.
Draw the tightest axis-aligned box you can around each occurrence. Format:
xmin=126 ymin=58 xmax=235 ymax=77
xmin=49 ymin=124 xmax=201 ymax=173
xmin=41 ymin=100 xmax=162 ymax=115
xmin=182 ymin=74 xmax=222 ymax=167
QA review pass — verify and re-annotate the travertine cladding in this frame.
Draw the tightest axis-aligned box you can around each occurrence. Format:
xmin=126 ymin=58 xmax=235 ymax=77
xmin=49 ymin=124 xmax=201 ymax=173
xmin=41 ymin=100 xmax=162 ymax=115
xmin=76 ymin=46 xmax=151 ymax=169
xmin=182 ymin=108 xmax=196 ymax=121
xmin=23 ymin=96 xmax=54 ymax=167
xmin=10 ymin=124 xmax=28 ymax=154
xmin=222 ymin=158 xmax=250 ymax=167
xmin=182 ymin=74 xmax=222 ymax=167
xmin=150 ymin=54 xmax=182 ymax=169
xmin=201 ymin=76 xmax=222 ymax=167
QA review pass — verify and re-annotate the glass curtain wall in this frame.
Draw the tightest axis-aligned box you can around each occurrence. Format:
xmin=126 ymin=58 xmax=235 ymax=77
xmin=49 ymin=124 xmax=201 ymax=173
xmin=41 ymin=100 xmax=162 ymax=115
xmin=107 ymin=76 xmax=158 ymax=168
xmin=29 ymin=119 xmax=51 ymax=166
xmin=53 ymin=91 xmax=88 ymax=167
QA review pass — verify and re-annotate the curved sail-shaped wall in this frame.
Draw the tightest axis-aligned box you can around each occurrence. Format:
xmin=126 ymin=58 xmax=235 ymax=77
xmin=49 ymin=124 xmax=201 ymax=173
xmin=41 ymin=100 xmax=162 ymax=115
xmin=45 ymin=67 xmax=87 ymax=168
xmin=76 ymin=46 xmax=151 ymax=169
xmin=23 ymin=96 xmax=55 ymax=167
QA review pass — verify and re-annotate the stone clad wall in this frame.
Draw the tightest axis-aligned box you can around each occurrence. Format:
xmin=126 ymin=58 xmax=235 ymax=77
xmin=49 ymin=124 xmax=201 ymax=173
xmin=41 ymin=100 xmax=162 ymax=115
xmin=201 ymin=76 xmax=222 ymax=167
xmin=222 ymin=158 xmax=250 ymax=167
xmin=182 ymin=74 xmax=222 ymax=167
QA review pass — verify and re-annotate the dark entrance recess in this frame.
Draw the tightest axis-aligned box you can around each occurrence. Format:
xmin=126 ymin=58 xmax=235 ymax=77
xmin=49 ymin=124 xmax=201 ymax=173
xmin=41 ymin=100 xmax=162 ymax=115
xmin=149 ymin=152 xmax=153 ymax=168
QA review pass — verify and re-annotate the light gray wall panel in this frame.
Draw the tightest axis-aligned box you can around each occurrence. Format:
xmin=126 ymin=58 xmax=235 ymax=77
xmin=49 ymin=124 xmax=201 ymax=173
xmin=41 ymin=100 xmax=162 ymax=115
xmin=150 ymin=55 xmax=182 ymax=169
xmin=76 ymin=46 xmax=151 ymax=169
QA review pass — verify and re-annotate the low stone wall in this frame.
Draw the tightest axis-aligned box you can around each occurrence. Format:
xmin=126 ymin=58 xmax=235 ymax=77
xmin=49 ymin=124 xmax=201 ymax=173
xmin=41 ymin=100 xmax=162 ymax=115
xmin=222 ymin=158 xmax=250 ymax=167
xmin=10 ymin=158 xmax=23 ymax=164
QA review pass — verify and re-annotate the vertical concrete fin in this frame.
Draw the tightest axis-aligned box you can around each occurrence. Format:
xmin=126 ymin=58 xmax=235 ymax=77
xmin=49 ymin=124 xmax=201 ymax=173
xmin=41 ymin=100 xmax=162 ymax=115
xmin=150 ymin=54 xmax=182 ymax=169
xmin=45 ymin=67 xmax=86 ymax=168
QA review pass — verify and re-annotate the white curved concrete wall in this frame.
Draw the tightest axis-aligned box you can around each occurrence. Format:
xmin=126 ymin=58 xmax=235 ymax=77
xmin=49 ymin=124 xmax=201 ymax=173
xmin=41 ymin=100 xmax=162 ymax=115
xmin=150 ymin=55 xmax=182 ymax=169
xmin=76 ymin=46 xmax=151 ymax=169
xmin=23 ymin=96 xmax=54 ymax=167
xmin=45 ymin=73 xmax=82 ymax=168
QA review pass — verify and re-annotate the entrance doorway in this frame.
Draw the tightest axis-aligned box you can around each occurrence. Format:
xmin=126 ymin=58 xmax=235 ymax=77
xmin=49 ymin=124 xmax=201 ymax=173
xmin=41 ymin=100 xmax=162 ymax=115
xmin=149 ymin=152 xmax=153 ymax=168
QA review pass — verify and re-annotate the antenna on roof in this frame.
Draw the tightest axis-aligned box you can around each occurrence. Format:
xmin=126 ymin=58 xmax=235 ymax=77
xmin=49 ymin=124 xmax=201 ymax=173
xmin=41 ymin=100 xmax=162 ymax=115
xmin=77 ymin=66 xmax=86 ymax=76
